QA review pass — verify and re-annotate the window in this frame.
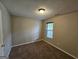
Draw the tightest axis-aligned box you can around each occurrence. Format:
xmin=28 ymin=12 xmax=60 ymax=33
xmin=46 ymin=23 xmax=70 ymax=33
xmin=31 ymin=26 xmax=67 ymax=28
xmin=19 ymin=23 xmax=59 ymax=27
xmin=46 ymin=22 xmax=54 ymax=39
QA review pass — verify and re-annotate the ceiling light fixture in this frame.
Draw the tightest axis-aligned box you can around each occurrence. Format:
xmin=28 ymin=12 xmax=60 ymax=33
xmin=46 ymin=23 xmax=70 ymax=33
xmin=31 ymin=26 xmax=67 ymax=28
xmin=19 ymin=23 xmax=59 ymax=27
xmin=38 ymin=8 xmax=45 ymax=14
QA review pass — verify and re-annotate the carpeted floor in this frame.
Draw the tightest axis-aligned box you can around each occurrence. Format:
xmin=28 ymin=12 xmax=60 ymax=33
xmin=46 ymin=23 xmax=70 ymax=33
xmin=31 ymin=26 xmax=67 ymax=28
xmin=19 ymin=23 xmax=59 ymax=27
xmin=9 ymin=41 xmax=74 ymax=59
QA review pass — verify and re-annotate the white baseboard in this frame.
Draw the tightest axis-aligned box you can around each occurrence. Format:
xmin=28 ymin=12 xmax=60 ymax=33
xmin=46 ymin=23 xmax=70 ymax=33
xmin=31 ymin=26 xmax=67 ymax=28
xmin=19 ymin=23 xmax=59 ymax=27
xmin=43 ymin=40 xmax=77 ymax=59
xmin=12 ymin=40 xmax=42 ymax=47
xmin=0 ymin=46 xmax=12 ymax=59
xmin=7 ymin=46 xmax=12 ymax=59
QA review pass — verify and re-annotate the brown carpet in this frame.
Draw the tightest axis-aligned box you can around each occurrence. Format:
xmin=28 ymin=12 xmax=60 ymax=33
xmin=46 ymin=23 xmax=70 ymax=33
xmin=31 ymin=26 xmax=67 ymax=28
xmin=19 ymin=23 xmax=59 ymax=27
xmin=9 ymin=41 xmax=74 ymax=59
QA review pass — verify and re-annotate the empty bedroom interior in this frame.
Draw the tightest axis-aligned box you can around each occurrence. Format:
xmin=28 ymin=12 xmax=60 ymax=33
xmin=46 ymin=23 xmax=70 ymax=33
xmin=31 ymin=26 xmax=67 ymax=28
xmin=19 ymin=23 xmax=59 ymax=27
xmin=0 ymin=0 xmax=78 ymax=59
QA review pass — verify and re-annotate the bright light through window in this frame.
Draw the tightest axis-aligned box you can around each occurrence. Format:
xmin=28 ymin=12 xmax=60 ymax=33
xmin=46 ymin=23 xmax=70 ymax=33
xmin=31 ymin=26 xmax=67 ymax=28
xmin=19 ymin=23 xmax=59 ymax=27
xmin=46 ymin=22 xmax=54 ymax=39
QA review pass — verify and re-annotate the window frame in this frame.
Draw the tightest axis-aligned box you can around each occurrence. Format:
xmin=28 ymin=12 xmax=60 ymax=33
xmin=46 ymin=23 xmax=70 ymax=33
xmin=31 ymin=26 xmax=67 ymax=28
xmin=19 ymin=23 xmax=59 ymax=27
xmin=45 ymin=22 xmax=54 ymax=39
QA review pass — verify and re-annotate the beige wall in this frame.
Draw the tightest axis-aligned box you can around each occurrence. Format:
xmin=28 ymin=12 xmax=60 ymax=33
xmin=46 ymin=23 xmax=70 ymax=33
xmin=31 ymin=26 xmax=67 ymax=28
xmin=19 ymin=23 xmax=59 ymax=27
xmin=11 ymin=16 xmax=41 ymax=46
xmin=42 ymin=12 xmax=78 ymax=57
xmin=0 ymin=2 xmax=12 ymax=57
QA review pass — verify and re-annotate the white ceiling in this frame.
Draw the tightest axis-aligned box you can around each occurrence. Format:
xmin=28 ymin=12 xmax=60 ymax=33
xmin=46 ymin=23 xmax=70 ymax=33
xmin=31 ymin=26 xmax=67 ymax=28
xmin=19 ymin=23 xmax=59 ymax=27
xmin=0 ymin=0 xmax=77 ymax=20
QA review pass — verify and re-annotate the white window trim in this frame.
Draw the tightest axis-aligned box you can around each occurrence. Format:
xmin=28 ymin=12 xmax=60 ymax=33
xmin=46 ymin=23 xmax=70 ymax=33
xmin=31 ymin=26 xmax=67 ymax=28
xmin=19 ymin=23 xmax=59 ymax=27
xmin=45 ymin=22 xmax=54 ymax=39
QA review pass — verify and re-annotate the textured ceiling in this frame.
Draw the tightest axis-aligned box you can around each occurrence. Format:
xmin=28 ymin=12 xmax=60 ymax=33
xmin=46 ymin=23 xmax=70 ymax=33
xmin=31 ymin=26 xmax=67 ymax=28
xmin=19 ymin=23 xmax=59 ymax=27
xmin=0 ymin=0 xmax=77 ymax=20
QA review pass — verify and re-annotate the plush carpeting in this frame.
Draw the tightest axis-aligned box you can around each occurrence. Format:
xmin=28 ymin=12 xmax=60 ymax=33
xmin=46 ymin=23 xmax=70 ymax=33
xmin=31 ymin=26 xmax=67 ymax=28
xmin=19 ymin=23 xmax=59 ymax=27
xmin=9 ymin=41 xmax=74 ymax=59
